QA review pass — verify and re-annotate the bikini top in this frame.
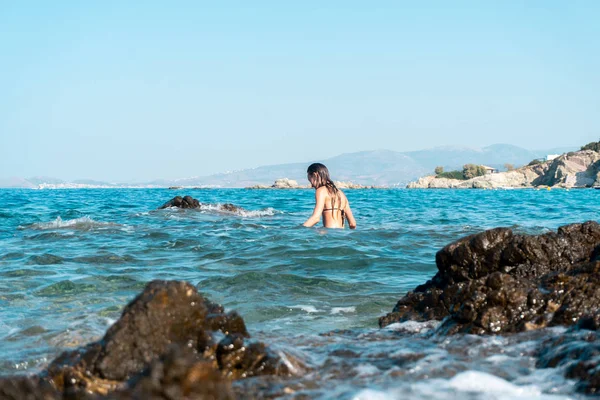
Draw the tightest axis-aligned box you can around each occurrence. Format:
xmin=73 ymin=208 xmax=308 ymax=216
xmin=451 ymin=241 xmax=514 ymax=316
xmin=322 ymin=206 xmax=345 ymax=227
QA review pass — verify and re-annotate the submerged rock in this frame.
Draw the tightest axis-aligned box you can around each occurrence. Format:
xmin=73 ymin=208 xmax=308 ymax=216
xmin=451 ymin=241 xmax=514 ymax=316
xmin=379 ymin=221 xmax=600 ymax=334
xmin=537 ymin=325 xmax=600 ymax=394
xmin=2 ymin=280 xmax=296 ymax=399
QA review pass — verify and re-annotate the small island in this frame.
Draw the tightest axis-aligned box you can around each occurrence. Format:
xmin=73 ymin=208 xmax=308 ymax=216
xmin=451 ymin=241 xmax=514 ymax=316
xmin=407 ymin=140 xmax=600 ymax=189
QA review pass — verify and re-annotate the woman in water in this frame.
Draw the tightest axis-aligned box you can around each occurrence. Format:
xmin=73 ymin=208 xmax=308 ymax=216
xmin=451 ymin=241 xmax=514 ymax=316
xmin=303 ymin=163 xmax=357 ymax=229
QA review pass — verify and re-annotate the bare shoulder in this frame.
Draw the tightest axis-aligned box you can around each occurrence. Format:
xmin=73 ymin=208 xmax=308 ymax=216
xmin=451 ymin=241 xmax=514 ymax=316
xmin=315 ymin=186 xmax=328 ymax=197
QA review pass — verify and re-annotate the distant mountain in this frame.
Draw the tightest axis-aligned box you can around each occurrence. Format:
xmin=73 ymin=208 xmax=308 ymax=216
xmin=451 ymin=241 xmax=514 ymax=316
xmin=0 ymin=144 xmax=579 ymax=188
xmin=162 ymin=144 xmax=576 ymax=188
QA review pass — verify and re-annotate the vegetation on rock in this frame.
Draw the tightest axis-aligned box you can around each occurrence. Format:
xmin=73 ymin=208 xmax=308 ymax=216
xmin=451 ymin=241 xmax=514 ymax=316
xmin=581 ymin=139 xmax=600 ymax=153
xmin=462 ymin=164 xmax=487 ymax=180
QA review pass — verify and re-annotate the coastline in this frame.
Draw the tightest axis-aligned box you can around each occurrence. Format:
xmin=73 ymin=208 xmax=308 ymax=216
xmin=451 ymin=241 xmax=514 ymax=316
xmin=406 ymin=149 xmax=600 ymax=189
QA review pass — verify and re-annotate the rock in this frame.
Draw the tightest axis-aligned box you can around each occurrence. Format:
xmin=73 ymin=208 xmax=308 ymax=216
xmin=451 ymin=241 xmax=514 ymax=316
xmin=246 ymin=179 xmax=377 ymax=189
xmin=111 ymin=346 xmax=234 ymax=400
xmin=406 ymin=149 xmax=600 ymax=189
xmin=334 ymin=181 xmax=377 ymax=189
xmin=158 ymin=196 xmax=243 ymax=213
xmin=0 ymin=375 xmax=60 ymax=400
xmin=533 ymin=151 xmax=600 ymax=187
xmin=379 ymin=221 xmax=600 ymax=335
xmin=158 ymin=195 xmax=200 ymax=209
xmin=3 ymin=280 xmax=298 ymax=399
xmin=536 ymin=327 xmax=600 ymax=394
xmin=272 ymin=178 xmax=302 ymax=188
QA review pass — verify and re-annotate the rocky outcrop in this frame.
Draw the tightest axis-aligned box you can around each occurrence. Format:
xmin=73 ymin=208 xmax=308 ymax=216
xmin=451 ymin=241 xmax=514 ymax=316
xmin=158 ymin=196 xmax=242 ymax=213
xmin=379 ymin=221 xmax=600 ymax=393
xmin=159 ymin=195 xmax=201 ymax=209
xmin=379 ymin=221 xmax=600 ymax=334
xmin=0 ymin=281 xmax=297 ymax=399
xmin=407 ymin=150 xmax=600 ymax=189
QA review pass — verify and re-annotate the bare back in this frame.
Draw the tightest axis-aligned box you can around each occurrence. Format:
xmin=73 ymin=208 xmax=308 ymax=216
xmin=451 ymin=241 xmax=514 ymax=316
xmin=321 ymin=188 xmax=356 ymax=229
xmin=303 ymin=186 xmax=357 ymax=229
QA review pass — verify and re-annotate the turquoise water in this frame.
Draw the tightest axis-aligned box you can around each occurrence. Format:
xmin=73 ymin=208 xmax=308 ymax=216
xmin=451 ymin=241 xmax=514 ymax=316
xmin=1 ymin=188 xmax=599 ymax=398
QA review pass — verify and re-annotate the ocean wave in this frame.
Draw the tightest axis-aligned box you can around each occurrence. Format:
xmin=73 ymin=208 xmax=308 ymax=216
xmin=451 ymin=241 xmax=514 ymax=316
xmin=331 ymin=306 xmax=356 ymax=315
xmin=23 ymin=216 xmax=124 ymax=231
xmin=289 ymin=305 xmax=321 ymax=313
xmin=197 ymin=204 xmax=279 ymax=217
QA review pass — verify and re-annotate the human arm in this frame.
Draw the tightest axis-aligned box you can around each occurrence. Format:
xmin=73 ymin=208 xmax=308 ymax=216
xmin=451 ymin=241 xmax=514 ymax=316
xmin=303 ymin=187 xmax=326 ymax=227
xmin=345 ymin=203 xmax=357 ymax=229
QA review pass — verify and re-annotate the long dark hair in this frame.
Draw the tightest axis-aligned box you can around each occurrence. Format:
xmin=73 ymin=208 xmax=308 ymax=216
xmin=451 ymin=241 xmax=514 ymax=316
xmin=307 ymin=163 xmax=340 ymax=212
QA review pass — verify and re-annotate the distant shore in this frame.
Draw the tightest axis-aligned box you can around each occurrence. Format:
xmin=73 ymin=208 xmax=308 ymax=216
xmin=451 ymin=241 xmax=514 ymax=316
xmin=407 ymin=149 xmax=600 ymax=189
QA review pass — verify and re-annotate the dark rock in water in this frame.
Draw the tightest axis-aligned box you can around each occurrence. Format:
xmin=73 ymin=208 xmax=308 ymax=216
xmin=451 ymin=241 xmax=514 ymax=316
xmin=0 ymin=375 xmax=60 ymax=400
xmin=159 ymin=195 xmax=201 ymax=209
xmin=220 ymin=203 xmax=241 ymax=212
xmin=537 ymin=327 xmax=600 ymax=394
xmin=379 ymin=221 xmax=600 ymax=334
xmin=48 ymin=280 xmax=247 ymax=382
xmin=0 ymin=280 xmax=296 ymax=399
xmin=158 ymin=196 xmax=243 ymax=214
xmin=112 ymin=346 xmax=234 ymax=400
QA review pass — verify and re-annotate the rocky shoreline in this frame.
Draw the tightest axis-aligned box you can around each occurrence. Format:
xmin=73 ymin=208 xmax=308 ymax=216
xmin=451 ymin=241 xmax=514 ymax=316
xmin=246 ymin=178 xmax=382 ymax=189
xmin=380 ymin=220 xmax=600 ymax=394
xmin=3 ymin=221 xmax=600 ymax=397
xmin=407 ymin=149 xmax=600 ymax=189
xmin=0 ymin=281 xmax=300 ymax=399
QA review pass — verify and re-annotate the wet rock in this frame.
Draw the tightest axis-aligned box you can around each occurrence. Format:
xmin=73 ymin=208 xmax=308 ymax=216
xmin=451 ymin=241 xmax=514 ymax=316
xmin=0 ymin=375 xmax=59 ymax=400
xmin=216 ymin=334 xmax=291 ymax=379
xmin=380 ymin=221 xmax=600 ymax=335
xmin=158 ymin=196 xmax=244 ymax=214
xmin=158 ymin=195 xmax=200 ymax=209
xmin=537 ymin=328 xmax=600 ymax=394
xmin=113 ymin=346 xmax=234 ymax=400
xmin=5 ymin=280 xmax=296 ymax=399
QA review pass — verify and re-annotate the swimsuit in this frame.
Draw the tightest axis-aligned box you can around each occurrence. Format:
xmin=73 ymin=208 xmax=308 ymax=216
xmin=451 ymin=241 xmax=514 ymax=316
xmin=322 ymin=207 xmax=345 ymax=227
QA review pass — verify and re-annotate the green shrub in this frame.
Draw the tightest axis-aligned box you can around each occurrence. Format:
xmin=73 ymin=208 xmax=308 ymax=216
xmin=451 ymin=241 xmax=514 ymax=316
xmin=437 ymin=170 xmax=465 ymax=180
xmin=580 ymin=140 xmax=600 ymax=152
xmin=434 ymin=166 xmax=444 ymax=175
xmin=528 ymin=159 xmax=542 ymax=166
xmin=462 ymin=164 xmax=487 ymax=180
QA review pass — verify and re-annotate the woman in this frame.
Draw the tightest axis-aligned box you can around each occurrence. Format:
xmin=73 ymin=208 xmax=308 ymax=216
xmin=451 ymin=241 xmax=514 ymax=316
xmin=303 ymin=163 xmax=357 ymax=229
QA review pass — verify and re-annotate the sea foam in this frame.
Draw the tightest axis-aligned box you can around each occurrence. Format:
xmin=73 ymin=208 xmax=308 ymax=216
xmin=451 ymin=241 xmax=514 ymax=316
xmin=25 ymin=216 xmax=122 ymax=230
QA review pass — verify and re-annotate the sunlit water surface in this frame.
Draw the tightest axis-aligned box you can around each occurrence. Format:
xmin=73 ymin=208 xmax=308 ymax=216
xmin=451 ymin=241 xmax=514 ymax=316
xmin=1 ymin=188 xmax=599 ymax=398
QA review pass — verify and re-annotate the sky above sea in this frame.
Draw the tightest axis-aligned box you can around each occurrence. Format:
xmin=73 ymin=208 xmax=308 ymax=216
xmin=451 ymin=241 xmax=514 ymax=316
xmin=1 ymin=1 xmax=599 ymax=182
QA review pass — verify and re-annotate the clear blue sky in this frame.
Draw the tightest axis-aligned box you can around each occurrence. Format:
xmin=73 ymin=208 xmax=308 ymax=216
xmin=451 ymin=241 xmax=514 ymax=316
xmin=1 ymin=1 xmax=598 ymax=182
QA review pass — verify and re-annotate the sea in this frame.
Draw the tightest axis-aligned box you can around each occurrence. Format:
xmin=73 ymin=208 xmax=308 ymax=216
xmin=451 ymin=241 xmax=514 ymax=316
xmin=0 ymin=188 xmax=599 ymax=399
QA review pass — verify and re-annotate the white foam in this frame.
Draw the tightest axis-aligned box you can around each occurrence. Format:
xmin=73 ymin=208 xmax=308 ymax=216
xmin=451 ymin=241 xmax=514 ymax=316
xmin=277 ymin=350 xmax=299 ymax=375
xmin=197 ymin=204 xmax=278 ymax=217
xmin=354 ymin=363 xmax=380 ymax=376
xmin=27 ymin=216 xmax=121 ymax=230
xmin=448 ymin=370 xmax=541 ymax=397
xmin=486 ymin=354 xmax=513 ymax=363
xmin=351 ymin=389 xmax=395 ymax=400
xmin=331 ymin=306 xmax=356 ymax=315
xmin=237 ymin=207 xmax=278 ymax=217
xmin=384 ymin=320 xmax=440 ymax=333
xmin=289 ymin=305 xmax=320 ymax=313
